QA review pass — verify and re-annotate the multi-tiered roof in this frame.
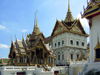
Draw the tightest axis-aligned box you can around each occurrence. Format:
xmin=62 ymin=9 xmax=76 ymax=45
xmin=9 ymin=13 xmax=56 ymax=66
xmin=82 ymin=0 xmax=100 ymax=19
xmin=51 ymin=0 xmax=88 ymax=37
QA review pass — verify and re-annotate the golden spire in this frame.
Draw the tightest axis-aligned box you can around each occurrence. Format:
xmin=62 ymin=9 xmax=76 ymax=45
xmin=68 ymin=0 xmax=70 ymax=12
xmin=36 ymin=10 xmax=38 ymax=27
xmin=33 ymin=12 xmax=36 ymax=32
xmin=65 ymin=0 xmax=74 ymax=22
xmin=32 ymin=11 xmax=41 ymax=35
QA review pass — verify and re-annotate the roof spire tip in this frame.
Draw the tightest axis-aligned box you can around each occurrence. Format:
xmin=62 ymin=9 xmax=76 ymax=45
xmin=65 ymin=0 xmax=74 ymax=22
xmin=36 ymin=10 xmax=38 ymax=27
xmin=10 ymin=36 xmax=13 ymax=42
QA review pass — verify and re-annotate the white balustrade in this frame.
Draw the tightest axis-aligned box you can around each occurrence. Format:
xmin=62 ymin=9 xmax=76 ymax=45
xmin=0 ymin=66 xmax=35 ymax=71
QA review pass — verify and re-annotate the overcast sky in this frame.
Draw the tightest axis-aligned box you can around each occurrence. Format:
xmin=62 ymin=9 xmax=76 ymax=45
xmin=0 ymin=0 xmax=89 ymax=58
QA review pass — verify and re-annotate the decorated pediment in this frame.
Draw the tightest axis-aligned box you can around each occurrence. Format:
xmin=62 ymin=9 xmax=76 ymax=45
xmin=72 ymin=24 xmax=82 ymax=33
xmin=34 ymin=38 xmax=50 ymax=53
xmin=36 ymin=40 xmax=43 ymax=47
xmin=70 ymin=20 xmax=88 ymax=35
xmin=94 ymin=37 xmax=100 ymax=61
xmin=51 ymin=20 xmax=67 ymax=36
xmin=54 ymin=25 xmax=64 ymax=34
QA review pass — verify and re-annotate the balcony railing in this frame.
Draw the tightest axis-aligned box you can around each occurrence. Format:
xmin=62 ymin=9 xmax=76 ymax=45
xmin=0 ymin=66 xmax=35 ymax=71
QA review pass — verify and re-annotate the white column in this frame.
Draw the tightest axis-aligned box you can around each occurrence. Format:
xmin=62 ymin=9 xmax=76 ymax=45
xmin=90 ymin=26 xmax=94 ymax=63
xmin=23 ymin=56 xmax=24 ymax=63
xmin=50 ymin=57 xmax=51 ymax=63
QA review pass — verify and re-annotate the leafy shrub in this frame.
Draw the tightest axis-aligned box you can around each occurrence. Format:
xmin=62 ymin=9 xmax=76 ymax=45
xmin=0 ymin=60 xmax=2 ymax=63
xmin=85 ymin=69 xmax=97 ymax=75
xmin=95 ymin=71 xmax=100 ymax=75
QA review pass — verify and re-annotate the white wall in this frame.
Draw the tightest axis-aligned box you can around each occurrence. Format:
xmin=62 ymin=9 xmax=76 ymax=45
xmin=90 ymin=14 xmax=100 ymax=63
xmin=0 ymin=66 xmax=66 ymax=75
xmin=53 ymin=32 xmax=88 ymax=65
xmin=52 ymin=33 xmax=87 ymax=49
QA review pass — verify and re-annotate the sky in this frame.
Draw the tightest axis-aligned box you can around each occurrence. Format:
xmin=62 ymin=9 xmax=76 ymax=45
xmin=0 ymin=0 xmax=89 ymax=58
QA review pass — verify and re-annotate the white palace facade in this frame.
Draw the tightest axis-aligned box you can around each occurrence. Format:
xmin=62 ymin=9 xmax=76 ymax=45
xmin=0 ymin=0 xmax=92 ymax=75
xmin=44 ymin=0 xmax=89 ymax=66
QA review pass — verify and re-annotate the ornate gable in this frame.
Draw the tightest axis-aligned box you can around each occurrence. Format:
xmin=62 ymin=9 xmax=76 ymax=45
xmin=9 ymin=41 xmax=14 ymax=58
xmin=30 ymin=38 xmax=50 ymax=54
xmin=51 ymin=20 xmax=67 ymax=36
xmin=69 ymin=19 xmax=88 ymax=36
xmin=71 ymin=20 xmax=84 ymax=33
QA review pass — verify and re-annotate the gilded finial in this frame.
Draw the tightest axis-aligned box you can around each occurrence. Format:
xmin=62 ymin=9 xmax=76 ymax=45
xmin=10 ymin=36 xmax=13 ymax=43
xmin=33 ymin=12 xmax=36 ymax=32
xmin=83 ymin=5 xmax=85 ymax=11
xmin=68 ymin=0 xmax=71 ymax=12
xmin=80 ymin=12 xmax=82 ymax=16
xmin=36 ymin=10 xmax=38 ymax=27
xmin=56 ymin=18 xmax=58 ymax=22
xmin=65 ymin=0 xmax=74 ymax=22
xmin=34 ymin=12 xmax=36 ymax=27
xmin=32 ymin=11 xmax=41 ymax=36
xmin=15 ymin=34 xmax=18 ymax=42
xmin=22 ymin=33 xmax=24 ymax=41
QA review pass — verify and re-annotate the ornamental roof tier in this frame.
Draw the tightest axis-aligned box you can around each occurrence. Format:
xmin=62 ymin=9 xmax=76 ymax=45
xmin=82 ymin=0 xmax=100 ymax=19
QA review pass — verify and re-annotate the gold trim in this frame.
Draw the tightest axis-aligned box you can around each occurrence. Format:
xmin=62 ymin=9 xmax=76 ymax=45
xmin=89 ymin=18 xmax=92 ymax=29
xmin=82 ymin=10 xmax=100 ymax=18
xmin=94 ymin=36 xmax=100 ymax=61
xmin=85 ymin=3 xmax=99 ymax=13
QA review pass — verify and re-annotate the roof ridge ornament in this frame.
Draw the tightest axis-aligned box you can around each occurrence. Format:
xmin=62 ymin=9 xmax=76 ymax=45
xmin=22 ymin=33 xmax=24 ymax=41
xmin=10 ymin=36 xmax=13 ymax=43
xmin=15 ymin=34 xmax=17 ymax=41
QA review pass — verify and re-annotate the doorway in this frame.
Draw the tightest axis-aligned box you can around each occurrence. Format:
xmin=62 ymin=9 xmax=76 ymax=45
xmin=54 ymin=71 xmax=59 ymax=75
xmin=17 ymin=72 xmax=25 ymax=75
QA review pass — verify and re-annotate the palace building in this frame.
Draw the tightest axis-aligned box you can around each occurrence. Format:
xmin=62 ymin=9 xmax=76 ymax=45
xmin=44 ymin=0 xmax=89 ymax=65
xmin=0 ymin=1 xmax=94 ymax=75
xmin=79 ymin=0 xmax=100 ymax=74
xmin=8 ymin=13 xmax=56 ymax=66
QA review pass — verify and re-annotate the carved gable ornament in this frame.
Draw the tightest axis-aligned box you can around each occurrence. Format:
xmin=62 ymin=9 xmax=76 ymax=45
xmin=94 ymin=36 xmax=100 ymax=61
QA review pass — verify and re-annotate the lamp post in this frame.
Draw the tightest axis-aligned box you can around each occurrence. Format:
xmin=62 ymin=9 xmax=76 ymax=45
xmin=66 ymin=61 xmax=70 ymax=75
xmin=67 ymin=64 xmax=70 ymax=75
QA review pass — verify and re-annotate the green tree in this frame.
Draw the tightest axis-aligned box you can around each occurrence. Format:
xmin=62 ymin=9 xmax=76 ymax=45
xmin=0 ymin=60 xmax=2 ymax=63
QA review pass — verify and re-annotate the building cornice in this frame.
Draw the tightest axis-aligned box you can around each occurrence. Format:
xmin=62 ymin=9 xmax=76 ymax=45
xmin=54 ymin=46 xmax=87 ymax=51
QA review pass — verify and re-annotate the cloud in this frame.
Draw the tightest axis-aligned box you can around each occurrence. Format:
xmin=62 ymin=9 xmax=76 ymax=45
xmin=0 ymin=43 xmax=9 ymax=49
xmin=0 ymin=22 xmax=10 ymax=32
xmin=21 ymin=29 xmax=28 ymax=32
xmin=0 ymin=25 xmax=6 ymax=30
xmin=77 ymin=14 xmax=89 ymax=28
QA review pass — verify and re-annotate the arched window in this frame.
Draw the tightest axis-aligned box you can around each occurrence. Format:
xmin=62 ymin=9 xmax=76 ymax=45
xmin=76 ymin=41 xmax=79 ymax=46
xmin=70 ymin=40 xmax=73 ymax=45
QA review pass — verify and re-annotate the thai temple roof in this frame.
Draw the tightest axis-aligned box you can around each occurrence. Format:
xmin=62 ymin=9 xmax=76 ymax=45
xmin=82 ymin=0 xmax=100 ymax=18
xmin=9 ymin=12 xmax=56 ymax=58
